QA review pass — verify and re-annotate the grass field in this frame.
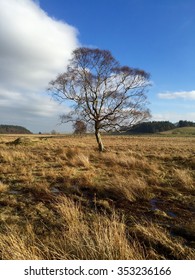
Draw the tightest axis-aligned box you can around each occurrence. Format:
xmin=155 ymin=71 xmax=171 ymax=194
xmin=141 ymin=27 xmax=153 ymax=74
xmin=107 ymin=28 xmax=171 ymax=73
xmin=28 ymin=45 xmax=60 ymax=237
xmin=0 ymin=134 xmax=194 ymax=259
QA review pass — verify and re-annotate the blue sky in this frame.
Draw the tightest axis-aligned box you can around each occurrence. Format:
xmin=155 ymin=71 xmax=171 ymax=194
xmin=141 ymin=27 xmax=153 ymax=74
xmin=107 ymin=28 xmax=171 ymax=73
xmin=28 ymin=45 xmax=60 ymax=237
xmin=0 ymin=0 xmax=194 ymax=132
xmin=40 ymin=0 xmax=195 ymax=123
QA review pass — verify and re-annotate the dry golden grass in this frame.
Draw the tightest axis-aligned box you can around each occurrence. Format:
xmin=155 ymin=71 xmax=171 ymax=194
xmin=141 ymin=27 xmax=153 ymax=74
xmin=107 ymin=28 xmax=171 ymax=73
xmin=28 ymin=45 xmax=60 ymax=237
xmin=173 ymin=168 xmax=194 ymax=190
xmin=0 ymin=181 xmax=9 ymax=192
xmin=54 ymin=197 xmax=144 ymax=260
xmin=131 ymin=221 xmax=195 ymax=260
xmin=0 ymin=134 xmax=194 ymax=260
xmin=0 ymin=197 xmax=145 ymax=260
xmin=0 ymin=225 xmax=43 ymax=260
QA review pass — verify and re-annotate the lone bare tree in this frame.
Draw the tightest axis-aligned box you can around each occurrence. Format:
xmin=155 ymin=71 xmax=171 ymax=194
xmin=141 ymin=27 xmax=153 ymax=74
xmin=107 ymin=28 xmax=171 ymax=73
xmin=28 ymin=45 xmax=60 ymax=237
xmin=48 ymin=47 xmax=151 ymax=151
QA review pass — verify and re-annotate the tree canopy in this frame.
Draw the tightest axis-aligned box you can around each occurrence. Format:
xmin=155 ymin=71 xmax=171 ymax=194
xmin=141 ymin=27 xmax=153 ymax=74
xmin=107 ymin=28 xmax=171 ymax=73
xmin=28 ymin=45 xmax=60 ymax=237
xmin=127 ymin=121 xmax=175 ymax=134
xmin=178 ymin=120 xmax=195 ymax=127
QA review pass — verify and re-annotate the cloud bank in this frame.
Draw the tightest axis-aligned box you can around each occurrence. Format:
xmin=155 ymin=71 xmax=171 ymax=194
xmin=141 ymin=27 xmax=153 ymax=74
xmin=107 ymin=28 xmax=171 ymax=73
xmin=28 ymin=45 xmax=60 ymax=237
xmin=158 ymin=90 xmax=195 ymax=100
xmin=0 ymin=0 xmax=79 ymax=132
xmin=152 ymin=112 xmax=195 ymax=123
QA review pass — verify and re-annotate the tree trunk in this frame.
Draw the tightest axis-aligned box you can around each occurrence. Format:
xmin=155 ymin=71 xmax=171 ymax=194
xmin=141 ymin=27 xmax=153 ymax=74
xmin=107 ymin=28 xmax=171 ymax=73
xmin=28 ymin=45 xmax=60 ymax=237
xmin=95 ymin=129 xmax=104 ymax=152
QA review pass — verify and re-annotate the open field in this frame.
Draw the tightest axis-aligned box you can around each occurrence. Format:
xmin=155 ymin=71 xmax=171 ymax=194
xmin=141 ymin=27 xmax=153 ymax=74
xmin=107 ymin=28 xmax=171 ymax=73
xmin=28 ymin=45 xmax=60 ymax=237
xmin=0 ymin=134 xmax=194 ymax=259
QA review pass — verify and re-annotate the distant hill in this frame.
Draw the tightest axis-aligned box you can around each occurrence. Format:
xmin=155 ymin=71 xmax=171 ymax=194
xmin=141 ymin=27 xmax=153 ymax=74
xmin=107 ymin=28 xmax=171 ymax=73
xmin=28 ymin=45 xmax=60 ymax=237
xmin=0 ymin=125 xmax=32 ymax=134
xmin=160 ymin=126 xmax=195 ymax=136
xmin=125 ymin=120 xmax=195 ymax=135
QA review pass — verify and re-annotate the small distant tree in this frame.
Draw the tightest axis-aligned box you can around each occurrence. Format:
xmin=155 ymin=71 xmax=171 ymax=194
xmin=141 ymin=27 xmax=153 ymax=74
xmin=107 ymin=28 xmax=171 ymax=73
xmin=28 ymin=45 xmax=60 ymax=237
xmin=51 ymin=129 xmax=57 ymax=135
xmin=73 ymin=120 xmax=87 ymax=135
xmin=48 ymin=47 xmax=151 ymax=151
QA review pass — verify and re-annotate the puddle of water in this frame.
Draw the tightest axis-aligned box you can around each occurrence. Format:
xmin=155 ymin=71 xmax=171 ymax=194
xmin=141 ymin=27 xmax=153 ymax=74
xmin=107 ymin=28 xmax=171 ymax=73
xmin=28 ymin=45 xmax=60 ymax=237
xmin=50 ymin=187 xmax=60 ymax=193
xmin=149 ymin=198 xmax=177 ymax=218
xmin=150 ymin=198 xmax=158 ymax=210
xmin=9 ymin=190 xmax=22 ymax=194
xmin=167 ymin=211 xmax=177 ymax=218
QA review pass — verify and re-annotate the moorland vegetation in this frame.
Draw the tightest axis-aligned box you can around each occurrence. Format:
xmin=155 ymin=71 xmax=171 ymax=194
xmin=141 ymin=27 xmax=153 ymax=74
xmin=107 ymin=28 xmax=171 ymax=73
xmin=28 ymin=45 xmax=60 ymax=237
xmin=0 ymin=134 xmax=194 ymax=259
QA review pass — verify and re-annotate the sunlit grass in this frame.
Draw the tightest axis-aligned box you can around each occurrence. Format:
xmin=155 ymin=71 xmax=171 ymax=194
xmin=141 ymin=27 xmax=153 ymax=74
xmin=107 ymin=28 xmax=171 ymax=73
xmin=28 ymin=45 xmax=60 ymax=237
xmin=0 ymin=134 xmax=194 ymax=260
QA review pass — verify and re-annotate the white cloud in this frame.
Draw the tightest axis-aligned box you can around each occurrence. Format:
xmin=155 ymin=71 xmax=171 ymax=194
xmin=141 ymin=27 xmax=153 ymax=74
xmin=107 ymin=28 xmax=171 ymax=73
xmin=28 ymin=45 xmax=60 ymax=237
xmin=152 ymin=112 xmax=195 ymax=122
xmin=0 ymin=88 xmax=64 ymax=117
xmin=0 ymin=0 xmax=79 ymax=132
xmin=158 ymin=90 xmax=195 ymax=100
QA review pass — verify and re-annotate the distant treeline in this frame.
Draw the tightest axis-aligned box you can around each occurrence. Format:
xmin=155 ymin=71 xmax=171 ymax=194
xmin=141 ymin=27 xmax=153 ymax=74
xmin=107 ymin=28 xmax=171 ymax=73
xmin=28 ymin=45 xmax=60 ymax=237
xmin=126 ymin=120 xmax=195 ymax=134
xmin=0 ymin=125 xmax=32 ymax=134
xmin=177 ymin=120 xmax=195 ymax=127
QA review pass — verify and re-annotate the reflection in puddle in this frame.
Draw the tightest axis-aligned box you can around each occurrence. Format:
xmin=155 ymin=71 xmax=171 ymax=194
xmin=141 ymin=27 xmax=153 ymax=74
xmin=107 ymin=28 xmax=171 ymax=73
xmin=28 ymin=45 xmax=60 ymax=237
xmin=150 ymin=198 xmax=158 ymax=210
xmin=9 ymin=190 xmax=22 ymax=194
xmin=9 ymin=187 xmax=62 ymax=195
xmin=50 ymin=187 xmax=60 ymax=193
xmin=149 ymin=198 xmax=177 ymax=218
xmin=167 ymin=211 xmax=177 ymax=218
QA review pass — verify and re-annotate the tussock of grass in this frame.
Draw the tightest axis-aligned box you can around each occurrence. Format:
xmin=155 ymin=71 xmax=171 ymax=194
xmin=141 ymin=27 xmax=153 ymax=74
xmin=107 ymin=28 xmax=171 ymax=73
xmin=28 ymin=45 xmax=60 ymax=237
xmin=0 ymin=225 xmax=43 ymax=260
xmin=173 ymin=168 xmax=194 ymax=190
xmin=106 ymin=175 xmax=149 ymax=202
xmin=0 ymin=181 xmax=9 ymax=192
xmin=131 ymin=222 xmax=195 ymax=260
xmin=70 ymin=153 xmax=91 ymax=168
xmin=0 ymin=150 xmax=12 ymax=163
xmin=65 ymin=147 xmax=80 ymax=159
